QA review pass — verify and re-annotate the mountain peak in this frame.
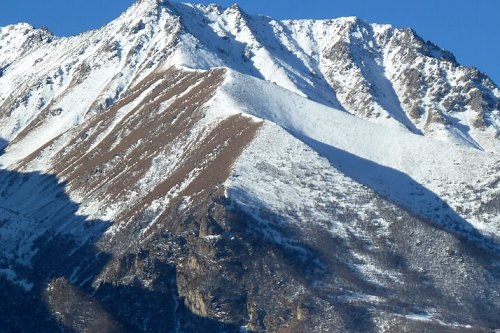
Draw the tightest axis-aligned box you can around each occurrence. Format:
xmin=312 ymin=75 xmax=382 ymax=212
xmin=137 ymin=0 xmax=168 ymax=5
xmin=337 ymin=15 xmax=362 ymax=24
xmin=228 ymin=3 xmax=242 ymax=11
xmin=125 ymin=0 xmax=175 ymax=18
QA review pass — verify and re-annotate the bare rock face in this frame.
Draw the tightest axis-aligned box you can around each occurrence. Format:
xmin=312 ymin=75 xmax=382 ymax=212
xmin=45 ymin=278 xmax=124 ymax=333
xmin=0 ymin=1 xmax=499 ymax=332
xmin=316 ymin=19 xmax=500 ymax=147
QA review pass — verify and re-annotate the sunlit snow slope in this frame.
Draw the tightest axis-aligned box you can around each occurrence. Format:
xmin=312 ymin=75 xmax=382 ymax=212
xmin=0 ymin=0 xmax=499 ymax=332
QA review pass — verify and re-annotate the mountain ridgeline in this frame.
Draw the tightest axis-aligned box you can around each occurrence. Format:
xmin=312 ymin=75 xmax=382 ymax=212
xmin=0 ymin=0 xmax=499 ymax=332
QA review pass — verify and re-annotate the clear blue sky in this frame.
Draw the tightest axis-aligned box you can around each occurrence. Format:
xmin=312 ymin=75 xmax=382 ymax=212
xmin=0 ymin=0 xmax=498 ymax=84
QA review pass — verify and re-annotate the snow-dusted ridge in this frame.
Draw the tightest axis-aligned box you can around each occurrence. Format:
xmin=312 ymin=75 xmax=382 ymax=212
xmin=1 ymin=0 xmax=499 ymax=164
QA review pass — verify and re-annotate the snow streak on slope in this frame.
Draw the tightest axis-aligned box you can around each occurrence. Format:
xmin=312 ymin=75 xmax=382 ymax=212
xmin=3 ymin=67 xmax=260 ymax=249
xmin=219 ymin=83 xmax=500 ymax=330
xmin=217 ymin=71 xmax=500 ymax=249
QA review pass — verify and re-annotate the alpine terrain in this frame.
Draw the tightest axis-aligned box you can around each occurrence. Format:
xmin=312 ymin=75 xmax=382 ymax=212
xmin=0 ymin=0 xmax=499 ymax=331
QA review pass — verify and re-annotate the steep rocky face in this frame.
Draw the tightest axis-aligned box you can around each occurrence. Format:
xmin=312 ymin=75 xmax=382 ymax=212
xmin=0 ymin=0 xmax=499 ymax=332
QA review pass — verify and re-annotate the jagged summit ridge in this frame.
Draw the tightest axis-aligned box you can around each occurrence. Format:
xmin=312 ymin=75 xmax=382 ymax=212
xmin=3 ymin=0 xmax=498 ymax=153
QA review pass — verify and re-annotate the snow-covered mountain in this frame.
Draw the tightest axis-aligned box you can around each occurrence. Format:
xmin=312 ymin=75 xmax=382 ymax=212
xmin=0 ymin=0 xmax=499 ymax=332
